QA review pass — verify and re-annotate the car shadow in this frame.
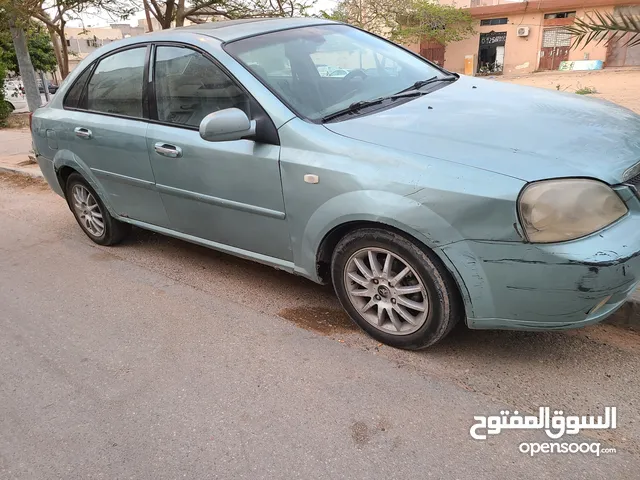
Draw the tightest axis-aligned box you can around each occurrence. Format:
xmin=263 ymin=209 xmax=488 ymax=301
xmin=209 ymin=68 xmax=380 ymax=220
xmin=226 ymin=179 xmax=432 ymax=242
xmin=120 ymin=227 xmax=637 ymax=360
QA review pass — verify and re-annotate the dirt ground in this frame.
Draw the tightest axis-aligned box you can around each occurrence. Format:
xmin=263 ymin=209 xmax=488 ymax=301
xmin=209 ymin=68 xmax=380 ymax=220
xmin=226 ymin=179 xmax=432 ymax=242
xmin=496 ymin=67 xmax=640 ymax=114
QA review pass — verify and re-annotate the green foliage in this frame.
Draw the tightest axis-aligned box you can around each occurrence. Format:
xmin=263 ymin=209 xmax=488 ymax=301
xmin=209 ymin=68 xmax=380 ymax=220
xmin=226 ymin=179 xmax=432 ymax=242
xmin=319 ymin=5 xmax=349 ymax=23
xmin=391 ymin=0 xmax=476 ymax=45
xmin=575 ymin=86 xmax=597 ymax=95
xmin=567 ymin=10 xmax=640 ymax=49
xmin=321 ymin=0 xmax=475 ymax=46
xmin=0 ymin=62 xmax=11 ymax=127
xmin=0 ymin=23 xmax=58 ymax=74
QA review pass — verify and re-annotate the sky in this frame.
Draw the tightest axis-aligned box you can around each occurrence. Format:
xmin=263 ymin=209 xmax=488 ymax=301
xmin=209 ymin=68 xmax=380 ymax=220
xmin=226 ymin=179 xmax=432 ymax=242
xmin=68 ymin=0 xmax=339 ymax=28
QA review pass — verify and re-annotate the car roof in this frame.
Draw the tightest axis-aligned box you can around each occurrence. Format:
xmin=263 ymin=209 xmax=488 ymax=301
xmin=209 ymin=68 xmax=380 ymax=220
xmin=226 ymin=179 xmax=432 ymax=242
xmin=177 ymin=17 xmax=339 ymax=42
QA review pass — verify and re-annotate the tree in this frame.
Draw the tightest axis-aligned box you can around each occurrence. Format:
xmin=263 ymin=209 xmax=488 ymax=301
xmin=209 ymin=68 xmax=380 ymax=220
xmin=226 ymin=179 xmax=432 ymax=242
xmin=18 ymin=0 xmax=137 ymax=79
xmin=0 ymin=62 xmax=12 ymax=125
xmin=0 ymin=2 xmax=41 ymax=111
xmin=146 ymin=0 xmax=315 ymax=29
xmin=0 ymin=22 xmax=57 ymax=74
xmin=391 ymin=0 xmax=476 ymax=46
xmin=567 ymin=10 xmax=640 ymax=49
xmin=321 ymin=0 xmax=475 ymax=46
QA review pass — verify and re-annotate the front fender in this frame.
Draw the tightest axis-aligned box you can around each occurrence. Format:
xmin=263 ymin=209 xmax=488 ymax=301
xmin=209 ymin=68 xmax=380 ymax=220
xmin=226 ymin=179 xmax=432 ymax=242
xmin=294 ymin=189 xmax=479 ymax=318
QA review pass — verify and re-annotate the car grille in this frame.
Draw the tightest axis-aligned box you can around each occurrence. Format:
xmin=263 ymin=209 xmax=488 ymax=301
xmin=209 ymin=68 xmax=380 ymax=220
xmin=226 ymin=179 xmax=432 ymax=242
xmin=624 ymin=172 xmax=640 ymax=192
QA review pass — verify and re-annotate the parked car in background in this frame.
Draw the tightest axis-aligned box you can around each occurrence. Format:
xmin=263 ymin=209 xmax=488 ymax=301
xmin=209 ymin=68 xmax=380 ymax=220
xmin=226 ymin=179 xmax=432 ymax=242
xmin=3 ymin=84 xmax=27 ymax=112
xmin=31 ymin=18 xmax=640 ymax=350
xmin=316 ymin=64 xmax=331 ymax=77
xmin=328 ymin=68 xmax=350 ymax=78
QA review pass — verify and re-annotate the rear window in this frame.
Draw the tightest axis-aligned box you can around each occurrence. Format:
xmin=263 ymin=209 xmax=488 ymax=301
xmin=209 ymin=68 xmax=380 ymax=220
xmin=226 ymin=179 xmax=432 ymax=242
xmin=63 ymin=66 xmax=93 ymax=109
xmin=85 ymin=47 xmax=146 ymax=118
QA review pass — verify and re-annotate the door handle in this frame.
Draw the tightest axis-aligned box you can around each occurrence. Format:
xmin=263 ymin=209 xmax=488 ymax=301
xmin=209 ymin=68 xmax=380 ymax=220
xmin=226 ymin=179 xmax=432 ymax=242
xmin=154 ymin=142 xmax=182 ymax=158
xmin=74 ymin=127 xmax=92 ymax=139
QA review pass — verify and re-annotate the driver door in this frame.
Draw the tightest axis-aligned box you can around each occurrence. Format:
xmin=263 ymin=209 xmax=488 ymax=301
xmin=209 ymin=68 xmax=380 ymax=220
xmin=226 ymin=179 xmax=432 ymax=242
xmin=146 ymin=44 xmax=292 ymax=262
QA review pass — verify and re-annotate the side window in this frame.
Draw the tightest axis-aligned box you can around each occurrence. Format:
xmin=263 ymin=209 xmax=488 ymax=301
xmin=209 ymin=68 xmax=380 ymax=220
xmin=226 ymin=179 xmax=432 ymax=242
xmin=85 ymin=47 xmax=146 ymax=117
xmin=63 ymin=65 xmax=93 ymax=109
xmin=154 ymin=46 xmax=249 ymax=127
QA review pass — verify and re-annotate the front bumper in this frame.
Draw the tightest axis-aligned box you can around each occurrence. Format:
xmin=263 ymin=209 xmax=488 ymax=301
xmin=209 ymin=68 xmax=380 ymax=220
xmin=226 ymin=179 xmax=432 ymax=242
xmin=442 ymin=206 xmax=640 ymax=330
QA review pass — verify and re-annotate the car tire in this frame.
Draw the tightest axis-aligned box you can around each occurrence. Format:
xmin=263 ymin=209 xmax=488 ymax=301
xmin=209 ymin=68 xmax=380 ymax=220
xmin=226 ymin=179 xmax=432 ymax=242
xmin=65 ymin=172 xmax=130 ymax=246
xmin=4 ymin=100 xmax=15 ymax=112
xmin=331 ymin=228 xmax=462 ymax=350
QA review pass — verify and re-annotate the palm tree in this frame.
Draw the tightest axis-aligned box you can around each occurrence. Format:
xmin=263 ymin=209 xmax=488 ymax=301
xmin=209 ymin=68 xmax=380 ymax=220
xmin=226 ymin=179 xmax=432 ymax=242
xmin=567 ymin=10 xmax=640 ymax=49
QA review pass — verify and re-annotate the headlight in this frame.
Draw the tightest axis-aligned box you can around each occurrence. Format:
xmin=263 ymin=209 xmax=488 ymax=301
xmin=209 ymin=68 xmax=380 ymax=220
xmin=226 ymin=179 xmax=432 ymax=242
xmin=518 ymin=179 xmax=628 ymax=243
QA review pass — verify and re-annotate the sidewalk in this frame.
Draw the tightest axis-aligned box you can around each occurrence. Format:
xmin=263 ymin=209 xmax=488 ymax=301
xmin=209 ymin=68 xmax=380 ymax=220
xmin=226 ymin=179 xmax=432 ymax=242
xmin=0 ymin=128 xmax=43 ymax=178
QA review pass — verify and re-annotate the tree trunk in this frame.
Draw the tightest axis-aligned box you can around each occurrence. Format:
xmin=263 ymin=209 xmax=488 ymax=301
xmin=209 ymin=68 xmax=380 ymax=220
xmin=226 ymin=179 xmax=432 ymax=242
xmin=175 ymin=0 xmax=186 ymax=27
xmin=143 ymin=0 xmax=154 ymax=32
xmin=59 ymin=22 xmax=70 ymax=79
xmin=46 ymin=24 xmax=65 ymax=78
xmin=8 ymin=17 xmax=41 ymax=112
xmin=162 ymin=0 xmax=176 ymax=29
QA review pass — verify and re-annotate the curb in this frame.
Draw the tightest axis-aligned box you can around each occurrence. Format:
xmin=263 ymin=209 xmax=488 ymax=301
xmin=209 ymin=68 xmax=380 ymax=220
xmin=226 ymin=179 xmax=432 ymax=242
xmin=0 ymin=164 xmax=44 ymax=178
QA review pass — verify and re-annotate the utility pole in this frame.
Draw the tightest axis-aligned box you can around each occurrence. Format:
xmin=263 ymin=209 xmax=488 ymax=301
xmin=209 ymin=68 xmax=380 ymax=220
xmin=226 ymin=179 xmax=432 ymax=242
xmin=8 ymin=15 xmax=41 ymax=112
xmin=39 ymin=71 xmax=50 ymax=102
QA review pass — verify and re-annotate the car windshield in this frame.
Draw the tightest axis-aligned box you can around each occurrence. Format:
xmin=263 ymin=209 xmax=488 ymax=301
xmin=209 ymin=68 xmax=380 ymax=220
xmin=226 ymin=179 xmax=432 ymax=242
xmin=224 ymin=24 xmax=447 ymax=121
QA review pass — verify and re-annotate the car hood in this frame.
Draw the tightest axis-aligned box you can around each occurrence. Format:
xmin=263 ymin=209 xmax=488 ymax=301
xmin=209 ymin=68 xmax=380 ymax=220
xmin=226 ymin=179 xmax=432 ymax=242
xmin=324 ymin=76 xmax=640 ymax=184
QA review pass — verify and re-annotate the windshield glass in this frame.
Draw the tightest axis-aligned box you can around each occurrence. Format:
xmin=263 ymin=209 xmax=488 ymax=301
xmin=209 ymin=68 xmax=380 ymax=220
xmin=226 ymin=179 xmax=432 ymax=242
xmin=224 ymin=24 xmax=446 ymax=121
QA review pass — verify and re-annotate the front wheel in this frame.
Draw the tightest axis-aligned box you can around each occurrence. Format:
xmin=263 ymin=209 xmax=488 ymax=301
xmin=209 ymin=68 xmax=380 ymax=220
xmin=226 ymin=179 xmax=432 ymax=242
xmin=65 ymin=172 xmax=130 ymax=246
xmin=331 ymin=228 xmax=462 ymax=350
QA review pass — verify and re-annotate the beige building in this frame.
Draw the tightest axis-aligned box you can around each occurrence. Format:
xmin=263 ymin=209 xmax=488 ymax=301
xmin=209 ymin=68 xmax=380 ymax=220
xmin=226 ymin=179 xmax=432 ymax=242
xmin=406 ymin=0 xmax=640 ymax=75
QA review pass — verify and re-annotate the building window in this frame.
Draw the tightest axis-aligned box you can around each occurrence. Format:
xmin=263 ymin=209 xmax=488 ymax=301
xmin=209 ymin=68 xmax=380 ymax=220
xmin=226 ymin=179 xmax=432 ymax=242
xmin=66 ymin=39 xmax=71 ymax=46
xmin=544 ymin=12 xmax=576 ymax=19
xmin=480 ymin=18 xmax=508 ymax=26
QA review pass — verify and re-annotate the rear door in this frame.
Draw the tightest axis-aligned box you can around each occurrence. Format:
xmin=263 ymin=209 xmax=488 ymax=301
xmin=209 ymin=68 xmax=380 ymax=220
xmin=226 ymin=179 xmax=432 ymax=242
xmin=145 ymin=44 xmax=291 ymax=262
xmin=60 ymin=46 xmax=170 ymax=227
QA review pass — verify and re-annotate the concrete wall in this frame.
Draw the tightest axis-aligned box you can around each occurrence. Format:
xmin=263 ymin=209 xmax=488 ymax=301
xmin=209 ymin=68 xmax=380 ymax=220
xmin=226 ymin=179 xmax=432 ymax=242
xmin=440 ymin=5 xmax=615 ymax=75
xmin=568 ymin=7 xmax=613 ymax=62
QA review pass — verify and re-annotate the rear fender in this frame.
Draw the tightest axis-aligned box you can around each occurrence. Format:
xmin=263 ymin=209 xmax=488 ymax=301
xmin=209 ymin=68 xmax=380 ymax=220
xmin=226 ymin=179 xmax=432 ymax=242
xmin=53 ymin=150 xmax=119 ymax=218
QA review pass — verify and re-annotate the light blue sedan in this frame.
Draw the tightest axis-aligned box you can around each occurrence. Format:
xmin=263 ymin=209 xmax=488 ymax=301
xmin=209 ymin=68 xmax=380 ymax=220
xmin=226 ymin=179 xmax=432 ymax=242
xmin=31 ymin=18 xmax=640 ymax=349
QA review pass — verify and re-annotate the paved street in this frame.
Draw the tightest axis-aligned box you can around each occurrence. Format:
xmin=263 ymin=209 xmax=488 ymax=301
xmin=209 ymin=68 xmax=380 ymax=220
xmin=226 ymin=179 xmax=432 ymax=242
xmin=1 ymin=173 xmax=640 ymax=478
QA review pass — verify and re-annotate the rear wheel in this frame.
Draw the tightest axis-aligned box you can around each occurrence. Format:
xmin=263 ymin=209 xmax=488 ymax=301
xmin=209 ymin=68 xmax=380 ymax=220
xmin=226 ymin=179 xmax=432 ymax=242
xmin=65 ymin=173 xmax=130 ymax=245
xmin=331 ymin=228 xmax=461 ymax=350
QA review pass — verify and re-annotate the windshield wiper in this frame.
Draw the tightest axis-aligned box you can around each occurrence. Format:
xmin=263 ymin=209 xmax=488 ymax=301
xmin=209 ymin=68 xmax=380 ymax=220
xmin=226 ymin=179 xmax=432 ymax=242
xmin=396 ymin=74 xmax=458 ymax=95
xmin=321 ymin=74 xmax=459 ymax=122
xmin=321 ymin=98 xmax=386 ymax=122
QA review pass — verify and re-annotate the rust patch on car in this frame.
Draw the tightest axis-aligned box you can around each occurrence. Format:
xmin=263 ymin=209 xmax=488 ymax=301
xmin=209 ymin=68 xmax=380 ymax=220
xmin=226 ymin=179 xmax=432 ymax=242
xmin=278 ymin=306 xmax=358 ymax=335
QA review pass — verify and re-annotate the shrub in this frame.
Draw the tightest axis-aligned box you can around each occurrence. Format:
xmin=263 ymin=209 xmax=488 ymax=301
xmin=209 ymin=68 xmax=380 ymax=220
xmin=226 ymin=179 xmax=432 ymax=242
xmin=575 ymin=86 xmax=597 ymax=95
xmin=0 ymin=63 xmax=11 ymax=127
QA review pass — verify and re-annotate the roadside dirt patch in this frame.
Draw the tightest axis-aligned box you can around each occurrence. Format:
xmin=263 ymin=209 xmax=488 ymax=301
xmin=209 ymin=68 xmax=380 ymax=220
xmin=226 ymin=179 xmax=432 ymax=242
xmin=1 ymin=113 xmax=30 ymax=130
xmin=278 ymin=306 xmax=358 ymax=335
xmin=0 ymin=171 xmax=47 ymax=190
xmin=497 ymin=68 xmax=640 ymax=113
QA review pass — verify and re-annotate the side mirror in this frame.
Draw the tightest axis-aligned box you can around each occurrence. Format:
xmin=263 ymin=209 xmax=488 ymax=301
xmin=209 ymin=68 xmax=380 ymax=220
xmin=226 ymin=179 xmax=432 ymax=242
xmin=199 ymin=108 xmax=256 ymax=142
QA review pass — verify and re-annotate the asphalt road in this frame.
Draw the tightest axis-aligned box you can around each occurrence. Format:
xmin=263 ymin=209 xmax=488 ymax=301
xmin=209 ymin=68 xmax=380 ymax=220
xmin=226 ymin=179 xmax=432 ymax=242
xmin=1 ymin=173 xmax=639 ymax=479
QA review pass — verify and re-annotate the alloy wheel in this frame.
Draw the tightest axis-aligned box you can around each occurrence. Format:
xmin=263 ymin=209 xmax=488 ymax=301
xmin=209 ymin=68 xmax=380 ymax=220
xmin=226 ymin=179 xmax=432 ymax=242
xmin=71 ymin=184 xmax=105 ymax=237
xmin=344 ymin=247 xmax=429 ymax=335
